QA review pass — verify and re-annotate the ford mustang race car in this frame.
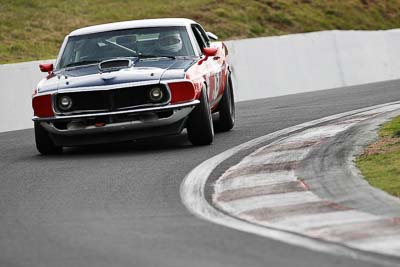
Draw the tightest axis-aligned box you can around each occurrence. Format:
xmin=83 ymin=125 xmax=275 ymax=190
xmin=32 ymin=18 xmax=235 ymax=154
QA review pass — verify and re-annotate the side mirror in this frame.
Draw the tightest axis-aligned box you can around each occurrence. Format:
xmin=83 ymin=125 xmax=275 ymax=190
xmin=199 ymin=47 xmax=218 ymax=65
xmin=39 ymin=63 xmax=54 ymax=74
xmin=202 ymin=47 xmax=218 ymax=57
xmin=206 ymin=32 xmax=218 ymax=41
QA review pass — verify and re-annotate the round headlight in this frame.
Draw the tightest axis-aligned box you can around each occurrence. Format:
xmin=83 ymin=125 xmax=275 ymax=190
xmin=149 ymin=87 xmax=164 ymax=102
xmin=58 ymin=96 xmax=72 ymax=111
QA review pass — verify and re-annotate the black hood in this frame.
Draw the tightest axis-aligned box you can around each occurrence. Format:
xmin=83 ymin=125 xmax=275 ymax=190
xmin=37 ymin=58 xmax=197 ymax=93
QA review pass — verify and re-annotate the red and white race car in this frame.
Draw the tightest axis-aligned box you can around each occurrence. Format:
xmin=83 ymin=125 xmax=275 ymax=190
xmin=32 ymin=18 xmax=235 ymax=154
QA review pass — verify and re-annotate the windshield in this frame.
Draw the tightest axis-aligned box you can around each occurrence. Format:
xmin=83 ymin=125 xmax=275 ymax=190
xmin=57 ymin=26 xmax=195 ymax=69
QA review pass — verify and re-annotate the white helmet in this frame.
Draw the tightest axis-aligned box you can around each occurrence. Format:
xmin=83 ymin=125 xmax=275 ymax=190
xmin=158 ymin=31 xmax=182 ymax=53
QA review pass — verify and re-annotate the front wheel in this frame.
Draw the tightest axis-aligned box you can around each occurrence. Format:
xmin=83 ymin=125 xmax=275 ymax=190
xmin=34 ymin=122 xmax=62 ymax=155
xmin=186 ymin=87 xmax=214 ymax=146
xmin=218 ymin=73 xmax=235 ymax=131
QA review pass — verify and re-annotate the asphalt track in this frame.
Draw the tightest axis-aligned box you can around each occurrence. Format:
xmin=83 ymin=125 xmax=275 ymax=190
xmin=1 ymin=80 xmax=400 ymax=267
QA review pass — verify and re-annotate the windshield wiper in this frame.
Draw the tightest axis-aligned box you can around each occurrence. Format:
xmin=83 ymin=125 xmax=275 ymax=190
xmin=138 ymin=54 xmax=176 ymax=60
xmin=64 ymin=60 xmax=100 ymax=68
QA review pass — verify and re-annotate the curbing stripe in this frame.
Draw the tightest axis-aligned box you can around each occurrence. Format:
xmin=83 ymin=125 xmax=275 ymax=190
xmin=213 ymin=102 xmax=400 ymax=256
xmin=221 ymin=161 xmax=300 ymax=180
xmin=237 ymin=148 xmax=312 ymax=167
xmin=240 ymin=201 xmax=349 ymax=221
xmin=267 ymin=210 xmax=379 ymax=230
xmin=306 ymin=218 xmax=400 ymax=242
xmin=216 ymin=191 xmax=321 ymax=214
xmin=347 ymin=236 xmax=400 ymax=255
xmin=215 ymin=171 xmax=297 ymax=192
xmin=214 ymin=181 xmax=306 ymax=202
xmin=180 ymin=101 xmax=400 ymax=266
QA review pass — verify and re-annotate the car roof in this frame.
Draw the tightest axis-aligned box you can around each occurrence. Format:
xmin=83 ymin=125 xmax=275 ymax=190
xmin=69 ymin=18 xmax=198 ymax=36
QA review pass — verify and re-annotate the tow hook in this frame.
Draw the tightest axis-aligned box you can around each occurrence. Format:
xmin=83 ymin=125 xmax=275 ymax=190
xmin=95 ymin=122 xmax=106 ymax=127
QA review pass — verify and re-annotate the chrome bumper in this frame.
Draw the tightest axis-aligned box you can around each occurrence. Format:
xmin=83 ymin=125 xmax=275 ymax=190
xmin=34 ymin=100 xmax=199 ymax=136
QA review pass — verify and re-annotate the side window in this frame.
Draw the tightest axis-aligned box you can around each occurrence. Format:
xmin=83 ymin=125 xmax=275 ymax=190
xmin=196 ymin=25 xmax=210 ymax=48
xmin=191 ymin=25 xmax=208 ymax=52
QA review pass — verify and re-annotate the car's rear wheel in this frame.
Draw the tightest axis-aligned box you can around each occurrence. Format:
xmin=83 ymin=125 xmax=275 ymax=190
xmin=187 ymin=86 xmax=214 ymax=146
xmin=218 ymin=73 xmax=235 ymax=131
xmin=34 ymin=122 xmax=62 ymax=155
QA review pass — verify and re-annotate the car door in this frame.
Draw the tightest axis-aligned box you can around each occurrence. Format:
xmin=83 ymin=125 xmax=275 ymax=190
xmin=191 ymin=24 xmax=223 ymax=109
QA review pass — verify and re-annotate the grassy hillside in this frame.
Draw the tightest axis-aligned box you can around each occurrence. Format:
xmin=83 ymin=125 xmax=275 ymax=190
xmin=357 ymin=116 xmax=400 ymax=197
xmin=1 ymin=0 xmax=400 ymax=63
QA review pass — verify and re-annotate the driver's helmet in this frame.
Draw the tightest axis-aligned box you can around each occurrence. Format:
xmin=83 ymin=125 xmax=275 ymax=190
xmin=157 ymin=31 xmax=182 ymax=53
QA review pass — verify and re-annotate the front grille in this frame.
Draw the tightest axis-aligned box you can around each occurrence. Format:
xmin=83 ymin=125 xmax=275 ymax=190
xmin=55 ymin=85 xmax=170 ymax=114
xmin=52 ymin=110 xmax=174 ymax=130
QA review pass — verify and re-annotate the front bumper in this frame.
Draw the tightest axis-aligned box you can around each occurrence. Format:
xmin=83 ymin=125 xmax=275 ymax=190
xmin=33 ymin=100 xmax=199 ymax=146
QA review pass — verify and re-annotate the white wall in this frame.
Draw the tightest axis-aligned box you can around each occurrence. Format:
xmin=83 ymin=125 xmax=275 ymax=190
xmin=0 ymin=59 xmax=53 ymax=132
xmin=1 ymin=29 xmax=400 ymax=132
xmin=226 ymin=29 xmax=400 ymax=101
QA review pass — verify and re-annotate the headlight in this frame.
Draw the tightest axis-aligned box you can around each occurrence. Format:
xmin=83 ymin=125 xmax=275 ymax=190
xmin=149 ymin=87 xmax=164 ymax=102
xmin=58 ymin=96 xmax=73 ymax=111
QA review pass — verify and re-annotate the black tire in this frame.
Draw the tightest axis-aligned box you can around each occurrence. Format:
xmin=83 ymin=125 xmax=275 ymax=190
xmin=218 ymin=73 xmax=235 ymax=131
xmin=187 ymin=86 xmax=214 ymax=146
xmin=34 ymin=122 xmax=62 ymax=155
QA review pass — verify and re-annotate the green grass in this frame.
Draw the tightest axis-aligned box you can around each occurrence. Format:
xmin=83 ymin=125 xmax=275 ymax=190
xmin=2 ymin=0 xmax=400 ymax=64
xmin=379 ymin=115 xmax=400 ymax=137
xmin=356 ymin=116 xmax=400 ymax=197
xmin=357 ymin=151 xmax=400 ymax=197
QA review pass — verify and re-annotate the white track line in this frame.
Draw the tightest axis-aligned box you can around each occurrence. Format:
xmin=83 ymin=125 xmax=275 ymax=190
xmin=180 ymin=101 xmax=400 ymax=266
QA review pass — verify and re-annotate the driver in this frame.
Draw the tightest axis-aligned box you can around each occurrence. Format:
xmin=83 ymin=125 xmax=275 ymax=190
xmin=157 ymin=31 xmax=183 ymax=55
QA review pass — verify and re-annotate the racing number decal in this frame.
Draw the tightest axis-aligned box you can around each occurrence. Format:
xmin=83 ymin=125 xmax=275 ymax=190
xmin=214 ymin=72 xmax=220 ymax=101
xmin=207 ymin=72 xmax=220 ymax=103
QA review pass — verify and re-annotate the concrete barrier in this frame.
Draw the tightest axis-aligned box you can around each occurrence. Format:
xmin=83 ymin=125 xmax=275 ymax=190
xmin=1 ymin=29 xmax=400 ymax=132
xmin=0 ymin=59 xmax=53 ymax=132
xmin=226 ymin=29 xmax=400 ymax=101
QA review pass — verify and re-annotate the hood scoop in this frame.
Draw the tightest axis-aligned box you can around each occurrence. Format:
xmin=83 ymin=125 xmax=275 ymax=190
xmin=99 ymin=58 xmax=133 ymax=72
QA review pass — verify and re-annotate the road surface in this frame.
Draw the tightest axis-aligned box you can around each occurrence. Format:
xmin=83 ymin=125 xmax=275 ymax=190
xmin=1 ymin=80 xmax=400 ymax=267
